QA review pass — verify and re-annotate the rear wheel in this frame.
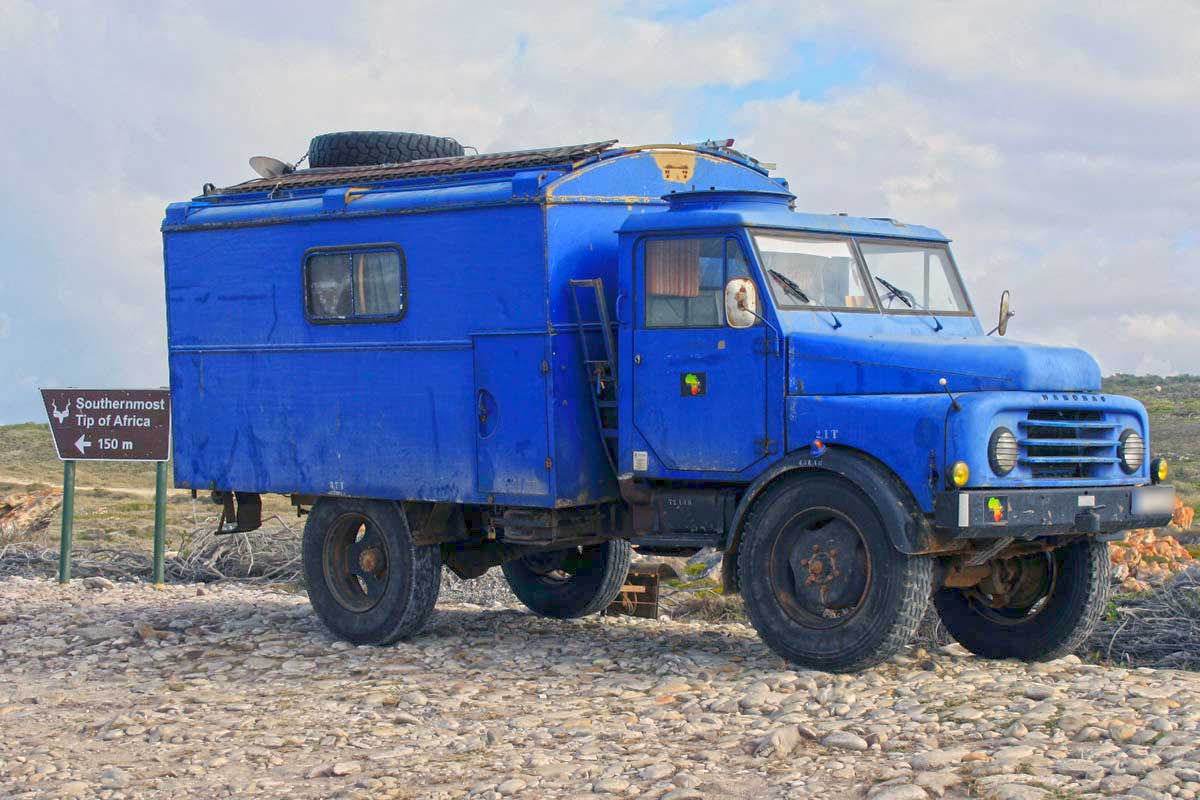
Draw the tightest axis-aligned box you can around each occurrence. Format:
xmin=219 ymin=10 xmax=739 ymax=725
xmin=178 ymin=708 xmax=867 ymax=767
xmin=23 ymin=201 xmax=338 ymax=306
xmin=303 ymin=498 xmax=441 ymax=645
xmin=933 ymin=538 xmax=1110 ymax=661
xmin=739 ymin=475 xmax=932 ymax=672
xmin=502 ymin=540 xmax=631 ymax=619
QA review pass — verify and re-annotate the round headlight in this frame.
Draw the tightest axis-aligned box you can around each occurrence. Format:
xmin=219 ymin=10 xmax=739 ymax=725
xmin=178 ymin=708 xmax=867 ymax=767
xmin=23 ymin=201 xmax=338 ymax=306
xmin=989 ymin=427 xmax=1018 ymax=476
xmin=1118 ymin=429 xmax=1145 ymax=474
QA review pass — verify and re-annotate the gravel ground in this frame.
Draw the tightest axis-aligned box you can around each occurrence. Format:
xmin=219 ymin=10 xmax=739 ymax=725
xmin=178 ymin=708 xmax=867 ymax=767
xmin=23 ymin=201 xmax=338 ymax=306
xmin=2 ymin=576 xmax=1200 ymax=800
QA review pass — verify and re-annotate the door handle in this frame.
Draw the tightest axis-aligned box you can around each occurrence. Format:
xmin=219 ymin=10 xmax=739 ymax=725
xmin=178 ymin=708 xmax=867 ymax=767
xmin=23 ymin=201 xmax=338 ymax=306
xmin=615 ymin=293 xmax=629 ymax=326
xmin=634 ymin=354 xmax=642 ymax=365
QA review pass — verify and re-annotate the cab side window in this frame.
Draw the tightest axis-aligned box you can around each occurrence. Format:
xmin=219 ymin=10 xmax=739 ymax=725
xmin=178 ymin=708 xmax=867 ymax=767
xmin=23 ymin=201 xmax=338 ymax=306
xmin=305 ymin=247 xmax=405 ymax=323
xmin=645 ymin=237 xmax=754 ymax=328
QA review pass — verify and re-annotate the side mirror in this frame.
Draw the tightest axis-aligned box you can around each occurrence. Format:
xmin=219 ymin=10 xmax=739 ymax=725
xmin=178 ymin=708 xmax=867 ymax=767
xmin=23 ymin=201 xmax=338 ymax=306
xmin=725 ymin=278 xmax=758 ymax=329
xmin=994 ymin=289 xmax=1014 ymax=336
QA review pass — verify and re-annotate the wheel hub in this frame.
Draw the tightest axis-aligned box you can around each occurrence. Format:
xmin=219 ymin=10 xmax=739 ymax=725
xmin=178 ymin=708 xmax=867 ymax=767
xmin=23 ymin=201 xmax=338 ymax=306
xmin=785 ymin=519 xmax=867 ymax=616
xmin=323 ymin=515 xmax=391 ymax=613
xmin=358 ymin=547 xmax=383 ymax=574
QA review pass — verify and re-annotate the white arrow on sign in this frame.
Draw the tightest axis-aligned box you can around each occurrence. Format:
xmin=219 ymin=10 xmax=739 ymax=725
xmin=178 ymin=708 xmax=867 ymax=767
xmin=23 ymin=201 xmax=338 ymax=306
xmin=75 ymin=435 xmax=92 ymax=455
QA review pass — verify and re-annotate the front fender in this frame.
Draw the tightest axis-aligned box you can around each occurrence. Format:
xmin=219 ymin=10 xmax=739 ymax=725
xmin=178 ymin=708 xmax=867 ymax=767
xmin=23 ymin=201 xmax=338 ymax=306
xmin=721 ymin=446 xmax=936 ymax=594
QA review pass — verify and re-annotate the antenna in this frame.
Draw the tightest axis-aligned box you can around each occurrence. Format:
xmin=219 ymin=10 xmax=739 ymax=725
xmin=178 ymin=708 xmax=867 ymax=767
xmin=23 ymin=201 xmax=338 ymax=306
xmin=249 ymin=155 xmax=295 ymax=179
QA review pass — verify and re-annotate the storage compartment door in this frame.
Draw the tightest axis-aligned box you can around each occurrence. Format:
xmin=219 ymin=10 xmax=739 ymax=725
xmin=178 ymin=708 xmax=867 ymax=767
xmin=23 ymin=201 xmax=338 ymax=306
xmin=474 ymin=335 xmax=551 ymax=496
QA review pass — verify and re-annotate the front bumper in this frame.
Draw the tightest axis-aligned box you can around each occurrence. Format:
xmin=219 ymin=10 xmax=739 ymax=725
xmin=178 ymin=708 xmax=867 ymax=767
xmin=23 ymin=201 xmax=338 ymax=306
xmin=933 ymin=484 xmax=1175 ymax=539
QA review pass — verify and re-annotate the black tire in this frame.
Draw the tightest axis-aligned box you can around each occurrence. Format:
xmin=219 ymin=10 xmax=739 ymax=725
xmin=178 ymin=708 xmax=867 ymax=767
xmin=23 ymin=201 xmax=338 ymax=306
xmin=308 ymin=131 xmax=464 ymax=168
xmin=933 ymin=538 xmax=1110 ymax=661
xmin=738 ymin=475 xmax=932 ymax=673
xmin=303 ymin=498 xmax=441 ymax=645
xmin=501 ymin=540 xmax=632 ymax=619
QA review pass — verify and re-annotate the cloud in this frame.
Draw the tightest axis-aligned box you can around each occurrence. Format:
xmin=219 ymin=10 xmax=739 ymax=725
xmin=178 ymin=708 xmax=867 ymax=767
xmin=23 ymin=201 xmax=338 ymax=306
xmin=0 ymin=0 xmax=1196 ymax=423
xmin=733 ymin=3 xmax=1200 ymax=376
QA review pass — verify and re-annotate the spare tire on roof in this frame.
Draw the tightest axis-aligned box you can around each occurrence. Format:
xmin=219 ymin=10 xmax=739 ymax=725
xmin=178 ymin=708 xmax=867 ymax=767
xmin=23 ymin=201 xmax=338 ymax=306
xmin=307 ymin=131 xmax=464 ymax=168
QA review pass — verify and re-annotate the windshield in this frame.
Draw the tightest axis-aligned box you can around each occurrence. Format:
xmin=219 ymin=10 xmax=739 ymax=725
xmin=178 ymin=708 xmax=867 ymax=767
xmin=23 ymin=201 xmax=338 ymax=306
xmin=754 ymin=233 xmax=875 ymax=311
xmin=858 ymin=241 xmax=970 ymax=314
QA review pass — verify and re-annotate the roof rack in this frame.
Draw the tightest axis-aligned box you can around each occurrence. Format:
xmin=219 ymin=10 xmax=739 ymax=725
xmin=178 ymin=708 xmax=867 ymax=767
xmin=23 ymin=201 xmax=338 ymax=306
xmin=211 ymin=140 xmax=620 ymax=197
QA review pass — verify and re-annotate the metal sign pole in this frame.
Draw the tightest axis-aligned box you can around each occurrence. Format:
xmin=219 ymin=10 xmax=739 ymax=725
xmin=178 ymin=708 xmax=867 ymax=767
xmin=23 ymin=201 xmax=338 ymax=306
xmin=58 ymin=460 xmax=76 ymax=584
xmin=153 ymin=461 xmax=167 ymax=585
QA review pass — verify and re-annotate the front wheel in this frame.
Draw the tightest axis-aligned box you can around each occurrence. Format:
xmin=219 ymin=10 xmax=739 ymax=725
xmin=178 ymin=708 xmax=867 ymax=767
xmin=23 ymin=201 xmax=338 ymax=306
xmin=933 ymin=538 xmax=1110 ymax=661
xmin=738 ymin=475 xmax=932 ymax=673
xmin=303 ymin=498 xmax=441 ymax=645
xmin=501 ymin=540 xmax=631 ymax=619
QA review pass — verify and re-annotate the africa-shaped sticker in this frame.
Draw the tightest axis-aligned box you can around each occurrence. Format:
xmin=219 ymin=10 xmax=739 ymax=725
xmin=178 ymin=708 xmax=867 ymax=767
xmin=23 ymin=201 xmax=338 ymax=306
xmin=986 ymin=496 xmax=1007 ymax=523
xmin=680 ymin=371 xmax=706 ymax=397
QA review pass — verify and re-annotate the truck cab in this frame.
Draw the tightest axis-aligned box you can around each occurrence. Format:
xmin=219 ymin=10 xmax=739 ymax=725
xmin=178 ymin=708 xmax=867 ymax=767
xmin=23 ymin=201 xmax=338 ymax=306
xmin=163 ymin=134 xmax=1175 ymax=672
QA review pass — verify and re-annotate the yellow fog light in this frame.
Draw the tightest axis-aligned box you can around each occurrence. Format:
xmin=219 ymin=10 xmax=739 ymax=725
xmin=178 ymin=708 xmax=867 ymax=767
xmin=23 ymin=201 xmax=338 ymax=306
xmin=1151 ymin=458 xmax=1169 ymax=483
xmin=951 ymin=461 xmax=970 ymax=488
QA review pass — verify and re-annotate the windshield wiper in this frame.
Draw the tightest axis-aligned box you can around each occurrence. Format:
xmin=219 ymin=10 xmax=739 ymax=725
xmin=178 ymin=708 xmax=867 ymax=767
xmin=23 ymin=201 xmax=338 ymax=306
xmin=769 ymin=269 xmax=809 ymax=303
xmin=874 ymin=275 xmax=913 ymax=308
xmin=769 ymin=270 xmax=842 ymax=330
xmin=874 ymin=276 xmax=943 ymax=331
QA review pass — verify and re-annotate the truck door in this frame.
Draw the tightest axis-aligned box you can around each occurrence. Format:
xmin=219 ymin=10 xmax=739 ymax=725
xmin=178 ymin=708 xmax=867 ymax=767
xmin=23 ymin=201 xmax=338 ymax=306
xmin=632 ymin=236 xmax=769 ymax=474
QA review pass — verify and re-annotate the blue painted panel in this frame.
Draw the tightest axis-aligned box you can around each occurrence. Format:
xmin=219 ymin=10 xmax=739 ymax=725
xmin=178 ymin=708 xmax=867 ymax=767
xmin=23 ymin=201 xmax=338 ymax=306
xmin=632 ymin=326 xmax=767 ymax=473
xmin=786 ymin=332 xmax=1101 ymax=396
xmin=170 ymin=347 xmax=477 ymax=501
xmin=474 ymin=335 xmax=551 ymax=496
xmin=786 ymin=394 xmax=952 ymax=510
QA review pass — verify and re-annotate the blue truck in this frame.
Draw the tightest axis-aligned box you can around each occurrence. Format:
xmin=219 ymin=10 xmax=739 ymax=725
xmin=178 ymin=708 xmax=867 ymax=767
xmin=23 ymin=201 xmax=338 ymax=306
xmin=163 ymin=132 xmax=1175 ymax=672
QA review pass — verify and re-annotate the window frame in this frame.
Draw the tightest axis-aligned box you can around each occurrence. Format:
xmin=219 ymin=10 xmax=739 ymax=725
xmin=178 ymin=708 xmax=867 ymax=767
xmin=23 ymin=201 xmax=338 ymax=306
xmin=640 ymin=234 xmax=755 ymax=330
xmin=302 ymin=242 xmax=408 ymax=325
xmin=749 ymin=228 xmax=879 ymax=313
xmin=852 ymin=236 xmax=975 ymax=317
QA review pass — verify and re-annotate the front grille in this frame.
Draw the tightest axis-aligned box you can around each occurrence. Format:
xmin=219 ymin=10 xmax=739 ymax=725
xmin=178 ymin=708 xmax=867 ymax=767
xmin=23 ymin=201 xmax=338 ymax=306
xmin=1018 ymin=409 xmax=1120 ymax=479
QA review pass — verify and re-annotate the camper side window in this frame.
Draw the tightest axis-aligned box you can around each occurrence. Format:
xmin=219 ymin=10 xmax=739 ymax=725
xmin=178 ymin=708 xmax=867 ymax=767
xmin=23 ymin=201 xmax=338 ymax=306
xmin=305 ymin=246 xmax=405 ymax=322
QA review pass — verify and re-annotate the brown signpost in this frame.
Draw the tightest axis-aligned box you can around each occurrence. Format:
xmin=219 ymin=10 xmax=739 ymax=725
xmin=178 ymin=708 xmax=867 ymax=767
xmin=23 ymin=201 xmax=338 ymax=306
xmin=40 ymin=388 xmax=172 ymax=585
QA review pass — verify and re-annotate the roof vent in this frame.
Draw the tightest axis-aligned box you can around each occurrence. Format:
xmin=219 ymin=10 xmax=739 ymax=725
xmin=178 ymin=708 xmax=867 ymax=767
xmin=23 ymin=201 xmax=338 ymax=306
xmin=663 ymin=188 xmax=795 ymax=212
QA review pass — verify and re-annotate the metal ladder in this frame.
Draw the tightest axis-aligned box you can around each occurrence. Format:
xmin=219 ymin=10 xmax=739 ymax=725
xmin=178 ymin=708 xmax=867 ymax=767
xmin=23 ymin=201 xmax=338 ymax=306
xmin=568 ymin=279 xmax=619 ymax=474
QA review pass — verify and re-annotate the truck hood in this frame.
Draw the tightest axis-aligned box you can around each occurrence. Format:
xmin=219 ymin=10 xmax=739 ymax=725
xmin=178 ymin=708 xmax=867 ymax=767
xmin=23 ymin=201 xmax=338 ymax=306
xmin=786 ymin=333 xmax=1101 ymax=395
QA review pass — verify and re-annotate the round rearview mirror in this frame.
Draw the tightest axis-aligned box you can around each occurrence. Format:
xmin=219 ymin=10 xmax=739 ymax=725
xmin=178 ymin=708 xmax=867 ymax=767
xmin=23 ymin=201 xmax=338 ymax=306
xmin=997 ymin=289 xmax=1013 ymax=336
xmin=725 ymin=278 xmax=758 ymax=329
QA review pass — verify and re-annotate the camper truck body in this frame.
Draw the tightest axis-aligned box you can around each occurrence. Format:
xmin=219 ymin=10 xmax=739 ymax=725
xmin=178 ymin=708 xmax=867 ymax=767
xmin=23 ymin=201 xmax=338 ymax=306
xmin=163 ymin=138 xmax=1174 ymax=671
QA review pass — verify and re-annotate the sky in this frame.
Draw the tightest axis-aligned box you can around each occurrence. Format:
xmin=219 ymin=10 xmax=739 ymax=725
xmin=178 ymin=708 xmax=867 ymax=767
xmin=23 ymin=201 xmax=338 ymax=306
xmin=1 ymin=0 xmax=1198 ymax=423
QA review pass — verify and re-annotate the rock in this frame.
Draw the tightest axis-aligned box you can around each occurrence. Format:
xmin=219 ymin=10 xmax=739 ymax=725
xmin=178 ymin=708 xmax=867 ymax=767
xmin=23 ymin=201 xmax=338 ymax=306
xmin=330 ymin=761 xmax=362 ymax=776
xmin=1140 ymin=769 xmax=1180 ymax=790
xmin=497 ymin=778 xmax=528 ymax=795
xmin=1053 ymin=759 xmax=1105 ymax=780
xmin=871 ymin=786 xmax=929 ymax=800
xmin=915 ymin=771 xmax=963 ymax=797
xmin=984 ymin=785 xmax=1049 ymax=800
xmin=594 ymin=777 xmax=631 ymax=793
xmin=639 ymin=763 xmax=674 ymax=781
xmin=662 ymin=791 xmax=704 ymax=800
xmin=1100 ymin=774 xmax=1139 ymax=795
xmin=99 ymin=767 xmax=131 ymax=789
xmin=1108 ymin=721 xmax=1139 ymax=742
xmin=756 ymin=725 xmax=802 ymax=758
xmin=58 ymin=781 xmax=90 ymax=797
xmin=1021 ymin=684 xmax=1058 ymax=700
xmin=132 ymin=620 xmax=158 ymax=641
xmin=1004 ymin=721 xmax=1029 ymax=738
xmin=911 ymin=748 xmax=968 ymax=771
xmin=823 ymin=731 xmax=869 ymax=751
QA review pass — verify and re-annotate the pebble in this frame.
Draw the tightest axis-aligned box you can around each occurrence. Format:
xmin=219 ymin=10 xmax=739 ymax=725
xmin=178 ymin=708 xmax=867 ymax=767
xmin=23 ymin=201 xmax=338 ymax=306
xmin=0 ymin=575 xmax=1197 ymax=800
xmin=823 ymin=731 xmax=870 ymax=751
